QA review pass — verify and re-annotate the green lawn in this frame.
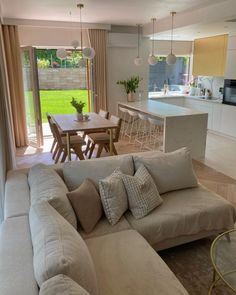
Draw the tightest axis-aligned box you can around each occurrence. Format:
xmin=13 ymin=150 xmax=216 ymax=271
xmin=39 ymin=90 xmax=90 ymax=122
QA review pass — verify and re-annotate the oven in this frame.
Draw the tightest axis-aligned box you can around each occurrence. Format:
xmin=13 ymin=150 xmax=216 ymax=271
xmin=223 ymin=79 xmax=236 ymax=106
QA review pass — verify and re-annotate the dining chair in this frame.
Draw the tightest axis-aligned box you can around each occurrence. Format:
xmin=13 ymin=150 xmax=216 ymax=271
xmin=86 ymin=115 xmax=122 ymax=159
xmin=83 ymin=109 xmax=109 ymax=155
xmin=51 ymin=123 xmax=86 ymax=163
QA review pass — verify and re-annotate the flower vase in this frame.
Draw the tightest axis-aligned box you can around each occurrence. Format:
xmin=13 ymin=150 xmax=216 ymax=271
xmin=127 ymin=92 xmax=135 ymax=102
xmin=76 ymin=112 xmax=83 ymax=121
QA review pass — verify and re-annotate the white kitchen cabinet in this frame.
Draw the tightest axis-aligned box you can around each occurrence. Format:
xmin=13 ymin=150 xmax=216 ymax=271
xmin=184 ymin=99 xmax=212 ymax=130
xmin=225 ymin=50 xmax=236 ymax=79
xmin=220 ymin=105 xmax=236 ymax=137
xmin=212 ymin=104 xmax=222 ymax=132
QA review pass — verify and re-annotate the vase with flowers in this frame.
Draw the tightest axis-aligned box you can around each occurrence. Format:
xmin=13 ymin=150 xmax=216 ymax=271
xmin=70 ymin=97 xmax=86 ymax=121
xmin=117 ymin=76 xmax=142 ymax=102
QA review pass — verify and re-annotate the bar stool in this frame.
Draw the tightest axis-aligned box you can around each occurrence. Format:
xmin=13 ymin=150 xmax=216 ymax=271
xmin=134 ymin=113 xmax=150 ymax=150
xmin=118 ymin=106 xmax=129 ymax=139
xmin=124 ymin=110 xmax=139 ymax=142
xmin=145 ymin=117 xmax=164 ymax=151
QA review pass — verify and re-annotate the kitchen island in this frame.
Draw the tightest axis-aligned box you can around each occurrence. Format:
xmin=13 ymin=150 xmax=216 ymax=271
xmin=118 ymin=100 xmax=208 ymax=160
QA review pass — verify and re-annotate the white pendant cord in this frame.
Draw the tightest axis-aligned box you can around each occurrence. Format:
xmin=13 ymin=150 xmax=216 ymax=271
xmin=151 ymin=18 xmax=155 ymax=55
xmin=170 ymin=13 xmax=174 ymax=54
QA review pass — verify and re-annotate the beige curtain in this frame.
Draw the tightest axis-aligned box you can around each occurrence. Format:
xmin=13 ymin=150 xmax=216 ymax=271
xmin=2 ymin=25 xmax=28 ymax=147
xmin=88 ymin=29 xmax=108 ymax=113
xmin=0 ymin=24 xmax=16 ymax=222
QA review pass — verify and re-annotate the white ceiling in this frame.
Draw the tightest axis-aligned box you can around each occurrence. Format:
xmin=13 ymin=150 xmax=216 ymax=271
xmin=1 ymin=0 xmax=226 ymax=26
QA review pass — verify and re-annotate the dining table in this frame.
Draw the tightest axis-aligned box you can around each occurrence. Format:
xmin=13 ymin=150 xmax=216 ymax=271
xmin=52 ymin=112 xmax=118 ymax=161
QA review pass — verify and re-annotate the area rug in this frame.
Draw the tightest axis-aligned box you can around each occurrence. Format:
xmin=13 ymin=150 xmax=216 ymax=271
xmin=159 ymin=237 xmax=235 ymax=295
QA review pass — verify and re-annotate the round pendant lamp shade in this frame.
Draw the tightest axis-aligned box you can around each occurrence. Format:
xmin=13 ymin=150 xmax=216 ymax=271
xmin=83 ymin=47 xmax=95 ymax=59
xmin=167 ymin=12 xmax=177 ymax=65
xmin=148 ymin=18 xmax=157 ymax=66
xmin=148 ymin=55 xmax=157 ymax=66
xmin=134 ymin=57 xmax=143 ymax=66
xmin=56 ymin=48 xmax=68 ymax=60
xmin=71 ymin=40 xmax=79 ymax=49
xmin=166 ymin=53 xmax=177 ymax=65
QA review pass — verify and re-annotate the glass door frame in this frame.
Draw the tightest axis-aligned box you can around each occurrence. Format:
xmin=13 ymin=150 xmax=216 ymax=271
xmin=21 ymin=46 xmax=43 ymax=147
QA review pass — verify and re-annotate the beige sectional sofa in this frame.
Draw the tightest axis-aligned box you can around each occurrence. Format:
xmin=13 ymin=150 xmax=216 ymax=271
xmin=1 ymin=149 xmax=235 ymax=295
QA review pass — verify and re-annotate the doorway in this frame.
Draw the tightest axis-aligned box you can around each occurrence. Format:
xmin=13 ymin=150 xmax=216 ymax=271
xmin=21 ymin=47 xmax=92 ymax=146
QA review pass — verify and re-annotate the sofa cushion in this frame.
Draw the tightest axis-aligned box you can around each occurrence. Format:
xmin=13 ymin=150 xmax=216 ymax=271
xmin=86 ymin=230 xmax=188 ymax=295
xmin=67 ymin=178 xmax=103 ymax=233
xmin=125 ymin=185 xmax=236 ymax=246
xmin=4 ymin=171 xmax=30 ymax=219
xmin=29 ymin=201 xmax=98 ymax=295
xmin=28 ymin=163 xmax=77 ymax=228
xmin=133 ymin=147 xmax=198 ymax=194
xmin=99 ymin=168 xmax=128 ymax=225
xmin=40 ymin=275 xmax=90 ymax=295
xmin=0 ymin=215 xmax=38 ymax=295
xmin=63 ymin=154 xmax=134 ymax=191
xmin=79 ymin=216 xmax=132 ymax=240
xmin=121 ymin=165 xmax=163 ymax=219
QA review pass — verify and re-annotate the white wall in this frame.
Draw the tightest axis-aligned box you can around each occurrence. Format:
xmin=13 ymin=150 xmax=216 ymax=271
xmin=107 ymin=33 xmax=150 ymax=115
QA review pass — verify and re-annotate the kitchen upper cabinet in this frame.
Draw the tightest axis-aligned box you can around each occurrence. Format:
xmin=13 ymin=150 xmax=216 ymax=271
xmin=225 ymin=35 xmax=236 ymax=79
xmin=192 ymin=34 xmax=228 ymax=76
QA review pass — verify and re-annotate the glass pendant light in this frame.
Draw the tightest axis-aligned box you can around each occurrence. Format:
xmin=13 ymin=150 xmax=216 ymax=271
xmin=134 ymin=24 xmax=143 ymax=66
xmin=148 ymin=18 xmax=157 ymax=66
xmin=166 ymin=12 xmax=177 ymax=65
xmin=77 ymin=4 xmax=86 ymax=67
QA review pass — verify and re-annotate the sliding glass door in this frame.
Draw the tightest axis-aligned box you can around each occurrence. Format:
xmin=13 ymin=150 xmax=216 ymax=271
xmin=21 ymin=46 xmax=43 ymax=147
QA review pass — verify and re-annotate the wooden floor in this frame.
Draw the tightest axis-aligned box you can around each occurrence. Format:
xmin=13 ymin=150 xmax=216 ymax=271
xmin=16 ymin=135 xmax=236 ymax=209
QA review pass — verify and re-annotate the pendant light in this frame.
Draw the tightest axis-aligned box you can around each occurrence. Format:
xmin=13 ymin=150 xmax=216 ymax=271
xmin=148 ymin=18 xmax=157 ymax=66
xmin=77 ymin=4 xmax=86 ymax=67
xmin=134 ymin=24 xmax=143 ymax=66
xmin=166 ymin=12 xmax=177 ymax=65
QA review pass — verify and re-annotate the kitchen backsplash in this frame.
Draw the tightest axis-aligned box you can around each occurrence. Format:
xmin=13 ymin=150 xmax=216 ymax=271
xmin=197 ymin=76 xmax=224 ymax=98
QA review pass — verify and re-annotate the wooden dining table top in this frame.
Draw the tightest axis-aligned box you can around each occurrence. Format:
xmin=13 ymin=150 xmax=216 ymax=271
xmin=52 ymin=112 xmax=117 ymax=133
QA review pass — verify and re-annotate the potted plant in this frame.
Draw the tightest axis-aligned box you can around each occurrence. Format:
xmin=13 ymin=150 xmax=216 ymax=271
xmin=70 ymin=97 xmax=86 ymax=121
xmin=117 ymin=76 xmax=142 ymax=102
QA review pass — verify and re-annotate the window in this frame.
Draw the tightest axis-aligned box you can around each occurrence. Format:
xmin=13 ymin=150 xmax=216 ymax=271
xmin=148 ymin=56 xmax=190 ymax=95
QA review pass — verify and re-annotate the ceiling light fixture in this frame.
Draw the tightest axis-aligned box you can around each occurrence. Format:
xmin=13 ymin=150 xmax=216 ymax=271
xmin=134 ymin=24 xmax=143 ymax=66
xmin=148 ymin=18 xmax=157 ymax=66
xmin=166 ymin=12 xmax=177 ymax=65
xmin=56 ymin=4 xmax=95 ymax=66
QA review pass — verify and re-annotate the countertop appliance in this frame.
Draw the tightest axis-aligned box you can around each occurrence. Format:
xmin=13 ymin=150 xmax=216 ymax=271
xmin=223 ymin=79 xmax=236 ymax=106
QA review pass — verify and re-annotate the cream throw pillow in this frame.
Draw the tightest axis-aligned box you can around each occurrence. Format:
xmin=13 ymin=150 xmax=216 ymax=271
xmin=40 ymin=275 xmax=91 ymax=295
xmin=121 ymin=165 xmax=163 ymax=219
xmin=133 ymin=147 xmax=198 ymax=194
xmin=67 ymin=178 xmax=103 ymax=233
xmin=29 ymin=201 xmax=98 ymax=295
xmin=28 ymin=163 xmax=77 ymax=228
xmin=99 ymin=168 xmax=128 ymax=225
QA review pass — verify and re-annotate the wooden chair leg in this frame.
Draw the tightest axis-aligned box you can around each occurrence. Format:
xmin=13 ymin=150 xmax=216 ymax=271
xmin=73 ymin=145 xmax=85 ymax=160
xmin=96 ymin=144 xmax=104 ymax=158
xmin=55 ymin=148 xmax=63 ymax=163
xmin=52 ymin=144 xmax=59 ymax=160
xmin=61 ymin=150 xmax=67 ymax=162
xmin=112 ymin=143 xmax=118 ymax=155
xmin=104 ymin=144 xmax=109 ymax=152
xmin=88 ymin=143 xmax=95 ymax=159
xmin=84 ymin=139 xmax=91 ymax=156
xmin=50 ymin=138 xmax=56 ymax=153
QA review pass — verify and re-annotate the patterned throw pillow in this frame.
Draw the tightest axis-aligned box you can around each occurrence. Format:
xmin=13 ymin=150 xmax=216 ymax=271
xmin=121 ymin=164 xmax=163 ymax=219
xmin=99 ymin=168 xmax=128 ymax=225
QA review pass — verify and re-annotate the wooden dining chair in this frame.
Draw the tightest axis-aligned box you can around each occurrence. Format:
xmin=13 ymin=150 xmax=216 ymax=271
xmin=83 ymin=109 xmax=109 ymax=155
xmin=87 ymin=115 xmax=122 ymax=159
xmin=46 ymin=112 xmax=78 ymax=160
xmin=51 ymin=123 xmax=86 ymax=163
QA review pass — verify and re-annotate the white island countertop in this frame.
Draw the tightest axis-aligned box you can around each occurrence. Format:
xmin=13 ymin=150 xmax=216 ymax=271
xmin=118 ymin=99 xmax=208 ymax=160
xmin=118 ymin=99 xmax=207 ymax=119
